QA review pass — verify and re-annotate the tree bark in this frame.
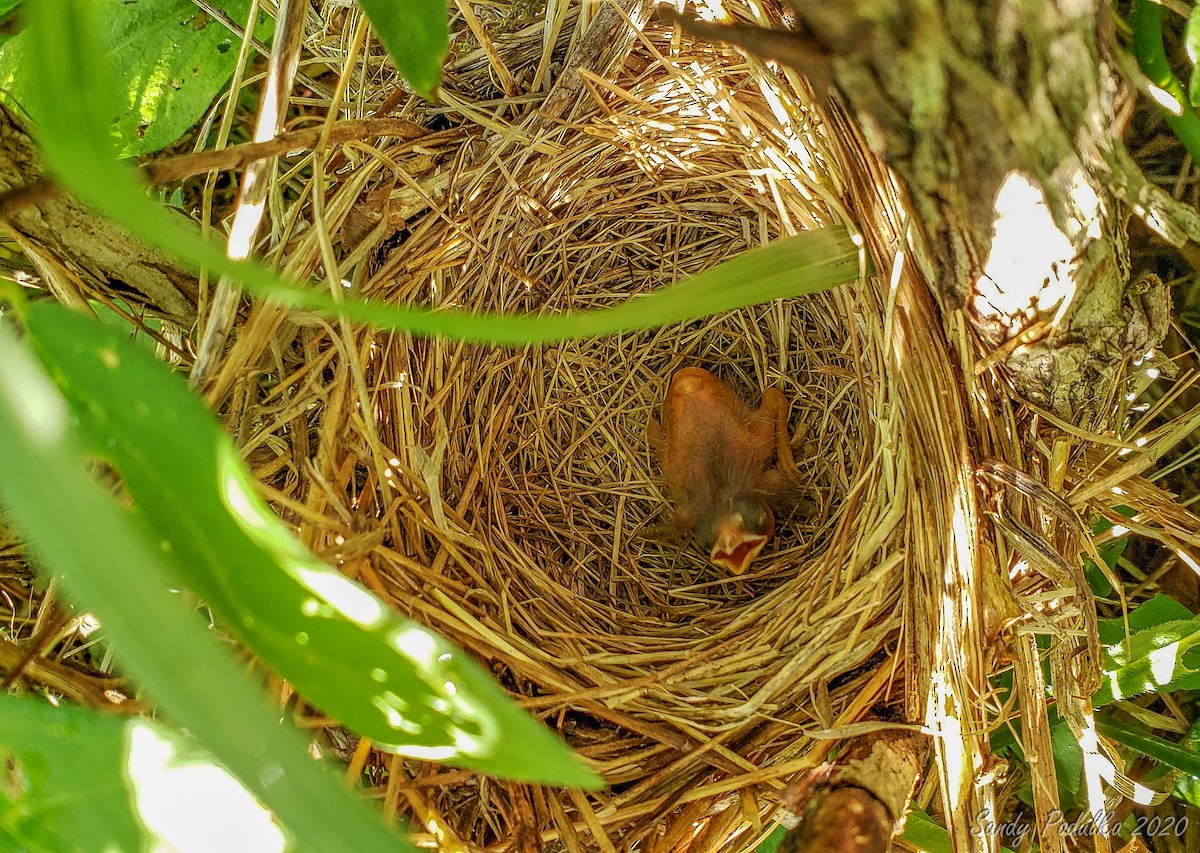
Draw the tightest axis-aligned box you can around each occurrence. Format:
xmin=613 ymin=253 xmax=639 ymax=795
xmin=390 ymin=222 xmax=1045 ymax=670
xmin=779 ymin=730 xmax=925 ymax=853
xmin=670 ymin=0 xmax=1196 ymax=428
xmin=0 ymin=105 xmax=198 ymax=327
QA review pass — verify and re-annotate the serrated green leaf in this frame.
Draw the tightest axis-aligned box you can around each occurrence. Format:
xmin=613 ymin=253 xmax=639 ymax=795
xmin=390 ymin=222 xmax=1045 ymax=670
xmin=1095 ymin=616 xmax=1200 ymax=705
xmin=0 ymin=320 xmax=409 ymax=851
xmin=1 ymin=0 xmax=271 ymax=157
xmin=25 ymin=1 xmax=859 ymax=345
xmin=0 ymin=695 xmax=288 ymax=852
xmin=357 ymin=0 xmax=447 ymax=99
xmin=1099 ymin=594 xmax=1195 ymax=645
xmin=26 ymin=301 xmax=599 ymax=787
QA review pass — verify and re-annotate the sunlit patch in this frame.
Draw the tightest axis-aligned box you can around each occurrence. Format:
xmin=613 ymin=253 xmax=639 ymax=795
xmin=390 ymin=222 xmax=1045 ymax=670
xmin=99 ymin=347 xmax=120 ymax=369
xmin=373 ymin=692 xmax=423 ymax=735
xmin=975 ymin=171 xmax=1076 ymax=328
xmin=0 ymin=329 xmax=68 ymax=444
xmin=1177 ymin=549 xmax=1200 ymax=574
xmin=391 ymin=626 xmax=438 ymax=669
xmin=228 ymin=199 xmax=267 ymax=258
xmin=76 ymin=613 xmax=101 ymax=638
xmin=384 ymin=627 xmax=499 ymax=759
xmin=370 ymin=668 xmax=387 ymax=683
xmin=1147 ymin=643 xmax=1180 ymax=689
xmin=221 ymin=469 xmax=269 ymax=531
xmin=294 ymin=566 xmax=386 ymax=628
xmin=126 ymin=723 xmax=285 ymax=852
xmin=1147 ymin=83 xmax=1183 ymax=116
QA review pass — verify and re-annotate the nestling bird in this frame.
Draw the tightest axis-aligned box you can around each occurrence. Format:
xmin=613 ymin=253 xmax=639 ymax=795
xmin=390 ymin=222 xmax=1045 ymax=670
xmin=648 ymin=367 xmax=798 ymax=574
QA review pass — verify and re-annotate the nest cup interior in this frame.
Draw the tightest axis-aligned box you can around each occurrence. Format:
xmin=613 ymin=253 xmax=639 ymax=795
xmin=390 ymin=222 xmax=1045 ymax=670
xmin=320 ymin=8 xmax=905 ymax=844
xmin=354 ymin=23 xmax=898 ymax=733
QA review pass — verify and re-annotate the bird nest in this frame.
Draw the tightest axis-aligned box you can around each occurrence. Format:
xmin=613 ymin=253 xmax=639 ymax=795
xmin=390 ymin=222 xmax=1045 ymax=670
xmin=9 ymin=0 xmax=1200 ymax=849
xmin=272 ymin=3 xmax=904 ymax=848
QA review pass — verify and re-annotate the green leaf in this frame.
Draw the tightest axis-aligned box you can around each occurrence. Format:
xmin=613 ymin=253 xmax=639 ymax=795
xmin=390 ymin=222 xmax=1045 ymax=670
xmin=1172 ymin=715 xmax=1200 ymax=807
xmin=26 ymin=301 xmax=599 ymax=787
xmin=1188 ymin=4 xmax=1200 ymax=105
xmin=0 ymin=0 xmax=271 ymax=157
xmin=755 ymin=823 xmax=787 ymax=853
xmin=0 ymin=695 xmax=288 ymax=852
xmin=25 ymin=2 xmax=859 ymax=345
xmin=1050 ymin=717 xmax=1084 ymax=803
xmin=1095 ymin=615 xmax=1200 ymax=706
xmin=1130 ymin=0 xmax=1200 ymax=163
xmin=1098 ymin=594 xmax=1194 ymax=645
xmin=1084 ymin=516 xmax=1131 ymax=598
xmin=357 ymin=0 xmax=447 ymax=99
xmin=0 ymin=320 xmax=410 ymax=851
xmin=901 ymin=806 xmax=1019 ymax=853
xmin=1096 ymin=714 xmax=1200 ymax=778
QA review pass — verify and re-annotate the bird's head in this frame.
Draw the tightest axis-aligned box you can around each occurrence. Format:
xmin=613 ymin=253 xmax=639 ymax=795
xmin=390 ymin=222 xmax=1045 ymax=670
xmin=700 ymin=497 xmax=774 ymax=574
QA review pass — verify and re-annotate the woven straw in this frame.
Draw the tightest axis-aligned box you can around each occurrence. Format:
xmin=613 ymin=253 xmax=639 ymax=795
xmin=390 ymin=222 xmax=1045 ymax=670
xmin=220 ymin=1 xmax=906 ymax=847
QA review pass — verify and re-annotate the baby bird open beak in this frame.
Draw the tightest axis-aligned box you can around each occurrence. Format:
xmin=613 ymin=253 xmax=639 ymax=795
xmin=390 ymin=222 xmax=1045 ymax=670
xmin=709 ymin=510 xmax=774 ymax=574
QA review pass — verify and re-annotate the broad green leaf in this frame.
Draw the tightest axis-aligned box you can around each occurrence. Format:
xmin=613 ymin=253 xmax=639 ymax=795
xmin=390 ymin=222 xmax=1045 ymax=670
xmin=1095 ymin=615 xmax=1200 ymax=706
xmin=25 ymin=2 xmax=860 ymax=345
xmin=358 ymin=0 xmax=447 ymax=99
xmin=1098 ymin=594 xmax=1196 ymax=645
xmin=27 ymin=301 xmax=599 ymax=787
xmin=0 ymin=320 xmax=409 ymax=851
xmin=0 ymin=0 xmax=272 ymax=157
xmin=902 ymin=806 xmax=1019 ymax=853
xmin=0 ymin=695 xmax=286 ymax=852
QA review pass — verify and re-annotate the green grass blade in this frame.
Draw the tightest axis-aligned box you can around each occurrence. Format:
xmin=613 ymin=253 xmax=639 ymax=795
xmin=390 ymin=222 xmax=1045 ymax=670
xmin=25 ymin=1 xmax=859 ymax=344
xmin=0 ymin=320 xmax=411 ymax=852
xmin=1096 ymin=713 xmax=1200 ymax=778
xmin=26 ymin=302 xmax=600 ymax=787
